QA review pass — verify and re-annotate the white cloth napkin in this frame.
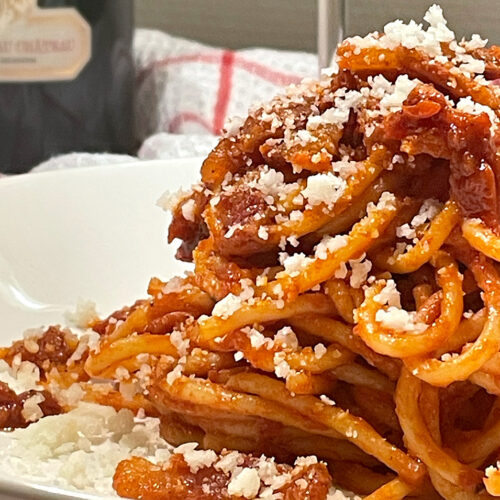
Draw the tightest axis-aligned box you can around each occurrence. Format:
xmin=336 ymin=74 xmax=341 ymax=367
xmin=30 ymin=29 xmax=317 ymax=173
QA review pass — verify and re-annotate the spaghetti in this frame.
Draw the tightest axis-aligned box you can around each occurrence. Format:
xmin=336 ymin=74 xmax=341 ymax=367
xmin=3 ymin=5 xmax=500 ymax=499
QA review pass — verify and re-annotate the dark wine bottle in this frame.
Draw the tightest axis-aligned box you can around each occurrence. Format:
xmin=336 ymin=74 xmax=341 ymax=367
xmin=0 ymin=0 xmax=135 ymax=174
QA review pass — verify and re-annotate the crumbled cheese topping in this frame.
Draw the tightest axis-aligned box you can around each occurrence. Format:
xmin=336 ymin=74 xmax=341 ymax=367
xmin=314 ymin=343 xmax=327 ymax=359
xmin=274 ymin=352 xmax=293 ymax=379
xmin=397 ymin=198 xmax=442 ymax=240
xmin=302 ymin=172 xmax=347 ymax=209
xmin=21 ymin=393 xmax=45 ymax=423
xmin=280 ymin=252 xmax=313 ymax=278
xmin=378 ymin=75 xmax=419 ymax=115
xmin=440 ymin=352 xmax=460 ymax=362
xmin=320 ymin=395 xmax=336 ymax=406
xmin=227 ymin=467 xmax=261 ymax=498
xmin=66 ymin=330 xmax=100 ymax=366
xmin=246 ymin=166 xmax=298 ymax=204
xmin=166 ymin=363 xmax=184 ymax=385
xmin=456 ymin=96 xmax=498 ymax=130
xmin=462 ymin=33 xmax=488 ymax=51
xmin=22 ymin=328 xmax=44 ymax=354
xmin=211 ymin=281 xmax=255 ymax=319
xmin=65 ymin=299 xmax=99 ymax=329
xmin=314 ymin=235 xmax=348 ymax=260
xmin=373 ymin=279 xmax=401 ymax=308
xmin=348 ymin=254 xmax=372 ymax=288
xmin=463 ymin=310 xmax=474 ymax=319
xmin=174 ymin=442 xmax=218 ymax=473
xmin=170 ymin=329 xmax=190 ymax=357
xmin=222 ymin=115 xmax=245 ymax=137
xmin=332 ymin=159 xmax=360 ymax=180
xmin=274 ymin=326 xmax=299 ymax=350
xmin=0 ymin=359 xmax=41 ymax=395
xmin=214 ymin=450 xmax=243 ymax=474
xmin=234 ymin=351 xmax=245 ymax=362
xmin=224 ymin=223 xmax=244 ymax=239
xmin=307 ymin=88 xmax=366 ymax=130
xmin=346 ymin=4 xmax=453 ymax=57
xmin=486 ymin=462 xmax=500 ymax=478
xmin=294 ymin=456 xmax=318 ymax=467
xmin=258 ymin=226 xmax=269 ymax=241
xmin=0 ymin=402 xmax=174 ymax=493
xmin=321 ymin=62 xmax=339 ymax=77
xmin=345 ymin=4 xmax=487 ymax=83
xmin=376 ymin=308 xmax=428 ymax=334
xmin=157 ymin=188 xmax=191 ymax=213
xmin=181 ymin=199 xmax=196 ymax=222
xmin=367 ymin=192 xmax=397 ymax=215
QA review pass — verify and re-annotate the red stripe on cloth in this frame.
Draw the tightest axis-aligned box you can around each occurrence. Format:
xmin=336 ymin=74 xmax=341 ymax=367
xmin=212 ymin=50 xmax=235 ymax=134
xmin=234 ymin=55 xmax=304 ymax=86
xmin=137 ymin=50 xmax=304 ymax=89
xmin=168 ymin=112 xmax=213 ymax=133
xmin=136 ymin=52 xmax=223 ymax=85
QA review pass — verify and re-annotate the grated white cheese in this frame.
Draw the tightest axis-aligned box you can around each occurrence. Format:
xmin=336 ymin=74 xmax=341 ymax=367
xmin=334 ymin=262 xmax=348 ymax=280
xmin=166 ymin=363 xmax=184 ymax=385
xmin=463 ymin=310 xmax=474 ymax=319
xmin=21 ymin=393 xmax=45 ymax=423
xmin=486 ymin=462 xmax=500 ymax=478
xmin=376 ymin=75 xmax=419 ymax=116
xmin=222 ymin=115 xmax=245 ymax=137
xmin=212 ymin=294 xmax=243 ymax=318
xmin=347 ymin=4 xmax=454 ymax=58
xmin=57 ymin=383 xmax=85 ymax=407
xmin=227 ymin=467 xmax=261 ymax=499
xmin=247 ymin=167 xmax=296 ymax=200
xmin=66 ymin=330 xmax=100 ymax=366
xmin=274 ymin=352 xmax=293 ymax=379
xmin=376 ymin=307 xmax=428 ymax=334
xmin=181 ymin=199 xmax=196 ymax=222
xmin=332 ymin=159 xmax=360 ymax=180
xmin=224 ymin=223 xmax=244 ymax=239
xmin=64 ymin=299 xmax=99 ymax=329
xmin=307 ymin=88 xmax=366 ymax=130
xmin=174 ymin=442 xmax=218 ymax=473
xmin=302 ymin=172 xmax=347 ymax=209
xmin=349 ymin=254 xmax=372 ymax=288
xmin=280 ymin=252 xmax=313 ymax=278
xmin=156 ymin=188 xmax=190 ymax=213
xmin=373 ymin=279 xmax=401 ymax=308
xmin=170 ymin=329 xmax=190 ymax=357
xmin=0 ymin=403 xmax=173 ymax=494
xmin=314 ymin=234 xmax=348 ymax=260
xmin=320 ymin=395 xmax=336 ymax=406
xmin=0 ymin=359 xmax=41 ymax=395
xmin=274 ymin=326 xmax=299 ymax=350
xmin=258 ymin=226 xmax=269 ymax=241
xmin=397 ymin=198 xmax=442 ymax=240
xmin=314 ymin=343 xmax=327 ymax=359
xmin=462 ymin=33 xmax=488 ymax=51
xmin=456 ymin=96 xmax=498 ymax=130
xmin=244 ymin=326 xmax=273 ymax=350
xmin=440 ymin=352 xmax=460 ymax=362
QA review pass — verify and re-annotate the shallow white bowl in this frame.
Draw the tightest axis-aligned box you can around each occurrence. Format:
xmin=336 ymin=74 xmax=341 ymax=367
xmin=0 ymin=158 xmax=201 ymax=499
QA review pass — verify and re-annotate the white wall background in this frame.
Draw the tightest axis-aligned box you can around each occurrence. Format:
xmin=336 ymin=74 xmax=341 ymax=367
xmin=135 ymin=0 xmax=500 ymax=52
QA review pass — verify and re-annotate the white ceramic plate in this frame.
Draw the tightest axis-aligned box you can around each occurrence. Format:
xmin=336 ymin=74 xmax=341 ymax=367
xmin=0 ymin=158 xmax=201 ymax=499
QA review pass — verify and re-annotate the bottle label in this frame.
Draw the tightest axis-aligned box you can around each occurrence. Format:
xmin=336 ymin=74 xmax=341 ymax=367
xmin=0 ymin=0 xmax=91 ymax=82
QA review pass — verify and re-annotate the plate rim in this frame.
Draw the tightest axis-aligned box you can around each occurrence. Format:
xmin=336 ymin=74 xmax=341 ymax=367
xmin=0 ymin=156 xmax=205 ymax=499
xmin=0 ymin=157 xmax=205 ymax=188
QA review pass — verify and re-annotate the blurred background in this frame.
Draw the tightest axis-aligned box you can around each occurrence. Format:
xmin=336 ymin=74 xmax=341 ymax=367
xmin=2 ymin=0 xmax=500 ymax=174
xmin=136 ymin=0 xmax=500 ymax=52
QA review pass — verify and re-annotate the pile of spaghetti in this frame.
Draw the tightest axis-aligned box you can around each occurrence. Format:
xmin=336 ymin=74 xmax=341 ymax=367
xmin=4 ymin=5 xmax=500 ymax=500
